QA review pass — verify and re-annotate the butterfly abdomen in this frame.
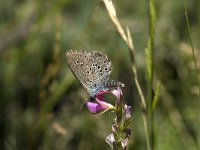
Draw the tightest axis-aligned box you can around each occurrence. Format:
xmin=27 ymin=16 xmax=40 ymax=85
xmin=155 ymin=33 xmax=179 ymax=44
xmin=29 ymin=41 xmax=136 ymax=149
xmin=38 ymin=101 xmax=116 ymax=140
xmin=106 ymin=80 xmax=124 ymax=88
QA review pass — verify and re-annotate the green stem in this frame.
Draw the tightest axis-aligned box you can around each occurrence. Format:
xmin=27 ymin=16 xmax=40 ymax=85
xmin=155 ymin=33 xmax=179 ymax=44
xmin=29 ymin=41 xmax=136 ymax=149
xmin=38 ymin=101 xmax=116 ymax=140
xmin=146 ymin=0 xmax=156 ymax=149
xmin=184 ymin=3 xmax=200 ymax=149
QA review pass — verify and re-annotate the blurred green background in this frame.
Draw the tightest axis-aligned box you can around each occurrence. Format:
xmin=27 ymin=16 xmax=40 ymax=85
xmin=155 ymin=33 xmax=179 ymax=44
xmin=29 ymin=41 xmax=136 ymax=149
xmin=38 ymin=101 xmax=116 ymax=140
xmin=0 ymin=0 xmax=199 ymax=149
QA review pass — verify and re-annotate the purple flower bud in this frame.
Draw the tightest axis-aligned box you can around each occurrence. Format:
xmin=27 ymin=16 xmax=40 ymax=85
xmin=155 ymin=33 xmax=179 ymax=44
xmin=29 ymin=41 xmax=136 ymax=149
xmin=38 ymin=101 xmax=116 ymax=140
xmin=105 ymin=133 xmax=115 ymax=149
xmin=112 ymin=121 xmax=117 ymax=132
xmin=124 ymin=104 xmax=131 ymax=119
xmin=121 ymin=138 xmax=129 ymax=149
xmin=124 ymin=128 xmax=131 ymax=138
xmin=110 ymin=87 xmax=122 ymax=101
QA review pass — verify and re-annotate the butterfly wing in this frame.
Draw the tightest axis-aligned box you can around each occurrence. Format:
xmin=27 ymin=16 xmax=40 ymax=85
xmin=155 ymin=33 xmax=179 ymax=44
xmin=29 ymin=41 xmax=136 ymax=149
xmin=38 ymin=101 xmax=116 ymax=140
xmin=66 ymin=50 xmax=112 ymax=97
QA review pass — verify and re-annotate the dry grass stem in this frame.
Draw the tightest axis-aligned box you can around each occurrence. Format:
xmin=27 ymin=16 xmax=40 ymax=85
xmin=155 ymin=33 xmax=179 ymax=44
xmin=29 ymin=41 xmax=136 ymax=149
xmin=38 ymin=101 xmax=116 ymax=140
xmin=103 ymin=0 xmax=150 ymax=149
xmin=103 ymin=0 xmax=146 ymax=110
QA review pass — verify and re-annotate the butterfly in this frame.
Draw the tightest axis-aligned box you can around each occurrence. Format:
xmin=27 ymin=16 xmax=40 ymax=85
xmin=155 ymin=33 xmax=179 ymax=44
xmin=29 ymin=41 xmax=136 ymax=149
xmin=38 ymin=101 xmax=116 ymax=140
xmin=66 ymin=50 xmax=124 ymax=99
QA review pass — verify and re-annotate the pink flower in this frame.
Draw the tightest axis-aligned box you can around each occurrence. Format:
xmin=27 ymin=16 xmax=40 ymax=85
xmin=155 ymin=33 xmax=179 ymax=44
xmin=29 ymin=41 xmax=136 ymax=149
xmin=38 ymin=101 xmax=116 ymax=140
xmin=86 ymin=90 xmax=115 ymax=114
xmin=86 ymin=86 xmax=124 ymax=114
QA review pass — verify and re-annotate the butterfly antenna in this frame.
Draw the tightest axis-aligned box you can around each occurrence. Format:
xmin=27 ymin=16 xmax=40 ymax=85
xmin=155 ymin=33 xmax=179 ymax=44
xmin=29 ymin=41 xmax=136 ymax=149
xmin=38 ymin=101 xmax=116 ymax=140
xmin=80 ymin=99 xmax=87 ymax=110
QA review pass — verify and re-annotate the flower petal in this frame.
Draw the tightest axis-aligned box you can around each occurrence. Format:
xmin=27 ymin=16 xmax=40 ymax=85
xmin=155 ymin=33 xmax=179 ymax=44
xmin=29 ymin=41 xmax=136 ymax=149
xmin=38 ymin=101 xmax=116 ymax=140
xmin=95 ymin=91 xmax=115 ymax=111
xmin=86 ymin=101 xmax=107 ymax=114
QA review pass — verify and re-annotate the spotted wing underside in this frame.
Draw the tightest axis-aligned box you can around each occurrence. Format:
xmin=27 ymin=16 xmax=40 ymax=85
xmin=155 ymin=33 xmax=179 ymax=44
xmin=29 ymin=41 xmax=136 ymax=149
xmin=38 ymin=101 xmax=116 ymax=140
xmin=66 ymin=50 xmax=112 ymax=96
